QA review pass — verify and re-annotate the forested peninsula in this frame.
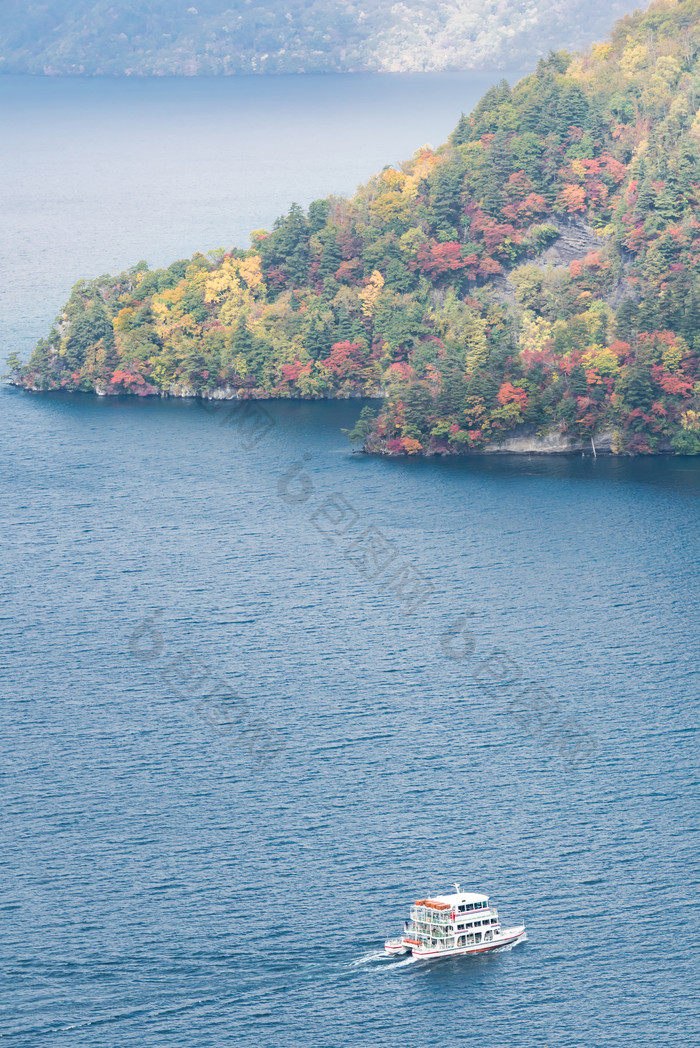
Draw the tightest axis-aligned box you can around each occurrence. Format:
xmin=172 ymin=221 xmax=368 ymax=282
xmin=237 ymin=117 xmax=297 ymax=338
xmin=10 ymin=0 xmax=700 ymax=457
xmin=0 ymin=1 xmax=639 ymax=77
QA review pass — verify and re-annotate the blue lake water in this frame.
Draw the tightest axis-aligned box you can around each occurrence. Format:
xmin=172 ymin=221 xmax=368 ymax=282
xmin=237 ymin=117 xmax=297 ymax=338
xmin=1 ymin=73 xmax=700 ymax=1047
xmin=2 ymin=387 xmax=699 ymax=1046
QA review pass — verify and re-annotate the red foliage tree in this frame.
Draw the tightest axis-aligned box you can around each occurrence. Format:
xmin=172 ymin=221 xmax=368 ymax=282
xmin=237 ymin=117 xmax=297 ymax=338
xmin=416 ymin=241 xmax=470 ymax=276
xmin=322 ymin=341 xmax=366 ymax=377
xmin=497 ymin=382 xmax=528 ymax=407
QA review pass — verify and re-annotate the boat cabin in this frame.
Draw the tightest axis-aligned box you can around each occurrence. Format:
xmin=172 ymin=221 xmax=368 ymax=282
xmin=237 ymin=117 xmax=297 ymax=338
xmin=407 ymin=888 xmax=499 ymax=950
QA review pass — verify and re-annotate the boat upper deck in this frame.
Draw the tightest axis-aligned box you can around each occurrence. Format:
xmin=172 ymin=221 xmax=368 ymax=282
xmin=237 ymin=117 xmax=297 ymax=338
xmin=413 ymin=890 xmax=489 ymax=912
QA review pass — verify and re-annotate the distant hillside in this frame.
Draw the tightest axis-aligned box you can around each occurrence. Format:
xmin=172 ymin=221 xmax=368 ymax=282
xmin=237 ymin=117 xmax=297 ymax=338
xmin=10 ymin=0 xmax=700 ymax=457
xmin=1 ymin=0 xmax=645 ymax=76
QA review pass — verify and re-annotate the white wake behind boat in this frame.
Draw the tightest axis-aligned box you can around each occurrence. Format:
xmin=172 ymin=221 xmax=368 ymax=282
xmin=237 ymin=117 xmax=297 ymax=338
xmin=385 ymin=885 xmax=526 ymax=959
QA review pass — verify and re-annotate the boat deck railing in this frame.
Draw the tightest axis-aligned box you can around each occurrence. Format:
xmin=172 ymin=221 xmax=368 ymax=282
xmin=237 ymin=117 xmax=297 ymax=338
xmin=409 ymin=905 xmax=494 ymax=925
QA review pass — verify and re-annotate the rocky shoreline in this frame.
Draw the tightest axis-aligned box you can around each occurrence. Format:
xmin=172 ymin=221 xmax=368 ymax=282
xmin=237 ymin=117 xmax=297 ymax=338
xmin=9 ymin=380 xmax=679 ymax=456
xmin=364 ymin=426 xmax=626 ymax=457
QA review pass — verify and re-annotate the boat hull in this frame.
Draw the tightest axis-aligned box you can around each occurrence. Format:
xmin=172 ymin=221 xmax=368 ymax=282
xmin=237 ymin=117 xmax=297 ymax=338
xmin=408 ymin=925 xmax=526 ymax=960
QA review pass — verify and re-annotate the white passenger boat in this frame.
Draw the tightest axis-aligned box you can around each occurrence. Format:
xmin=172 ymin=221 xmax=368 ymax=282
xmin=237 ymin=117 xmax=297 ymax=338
xmin=384 ymin=885 xmax=526 ymax=959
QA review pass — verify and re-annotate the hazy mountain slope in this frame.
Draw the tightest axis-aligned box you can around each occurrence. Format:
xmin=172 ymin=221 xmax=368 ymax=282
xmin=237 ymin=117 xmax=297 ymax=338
xmin=0 ymin=0 xmax=646 ymax=76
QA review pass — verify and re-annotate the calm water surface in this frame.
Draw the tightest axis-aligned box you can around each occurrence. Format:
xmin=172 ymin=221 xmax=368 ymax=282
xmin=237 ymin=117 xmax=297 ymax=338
xmin=1 ymin=73 xmax=699 ymax=1047
xmin=1 ymin=388 xmax=699 ymax=1046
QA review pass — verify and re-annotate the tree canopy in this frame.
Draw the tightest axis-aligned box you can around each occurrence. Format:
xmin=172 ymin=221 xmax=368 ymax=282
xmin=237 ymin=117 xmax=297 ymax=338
xmin=11 ymin=0 xmax=700 ymax=457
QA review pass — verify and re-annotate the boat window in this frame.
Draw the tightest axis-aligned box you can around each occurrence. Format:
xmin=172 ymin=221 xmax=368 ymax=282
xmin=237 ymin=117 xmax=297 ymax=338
xmin=466 ymin=903 xmax=473 ymax=911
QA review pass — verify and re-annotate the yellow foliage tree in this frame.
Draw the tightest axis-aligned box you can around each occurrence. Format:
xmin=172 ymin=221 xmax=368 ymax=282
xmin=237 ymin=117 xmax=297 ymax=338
xmin=681 ymin=409 xmax=700 ymax=432
xmin=151 ymin=282 xmax=187 ymax=335
xmin=359 ymin=270 xmax=385 ymax=317
xmin=380 ymin=168 xmax=407 ymax=191
xmin=238 ymin=254 xmax=264 ymax=291
xmin=204 ymin=260 xmax=240 ymax=304
xmin=581 ymin=346 xmax=620 ymax=376
xmin=662 ymin=338 xmax=687 ymax=373
xmin=113 ymin=306 xmax=135 ymax=333
xmin=520 ymin=312 xmax=553 ymax=356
